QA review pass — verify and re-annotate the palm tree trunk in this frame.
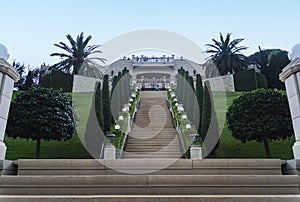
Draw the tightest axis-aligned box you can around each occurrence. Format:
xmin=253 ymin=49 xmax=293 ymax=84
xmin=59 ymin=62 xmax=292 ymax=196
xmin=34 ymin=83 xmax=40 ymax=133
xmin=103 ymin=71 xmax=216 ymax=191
xmin=36 ymin=137 xmax=41 ymax=158
xmin=263 ymin=136 xmax=272 ymax=159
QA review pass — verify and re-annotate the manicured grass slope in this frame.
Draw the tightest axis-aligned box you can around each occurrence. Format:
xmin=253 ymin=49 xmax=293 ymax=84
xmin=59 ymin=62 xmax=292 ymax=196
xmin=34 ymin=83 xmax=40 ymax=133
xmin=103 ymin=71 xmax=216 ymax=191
xmin=4 ymin=91 xmax=294 ymax=160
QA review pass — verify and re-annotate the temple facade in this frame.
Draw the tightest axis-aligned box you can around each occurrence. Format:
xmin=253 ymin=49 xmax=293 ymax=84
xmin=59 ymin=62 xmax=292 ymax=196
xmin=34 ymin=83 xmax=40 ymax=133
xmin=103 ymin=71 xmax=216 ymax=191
xmin=104 ymin=55 xmax=205 ymax=90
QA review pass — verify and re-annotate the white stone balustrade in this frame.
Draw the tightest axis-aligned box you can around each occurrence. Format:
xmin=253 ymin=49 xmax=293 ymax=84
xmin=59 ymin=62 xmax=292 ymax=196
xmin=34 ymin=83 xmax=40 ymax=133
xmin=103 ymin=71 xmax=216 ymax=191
xmin=0 ymin=58 xmax=19 ymax=160
xmin=280 ymin=58 xmax=300 ymax=159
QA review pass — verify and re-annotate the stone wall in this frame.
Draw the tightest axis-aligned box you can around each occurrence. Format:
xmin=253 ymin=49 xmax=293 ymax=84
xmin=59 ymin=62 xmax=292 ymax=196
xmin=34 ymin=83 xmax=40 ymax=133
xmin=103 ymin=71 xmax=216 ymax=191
xmin=72 ymin=75 xmax=101 ymax=93
xmin=203 ymin=74 xmax=235 ymax=92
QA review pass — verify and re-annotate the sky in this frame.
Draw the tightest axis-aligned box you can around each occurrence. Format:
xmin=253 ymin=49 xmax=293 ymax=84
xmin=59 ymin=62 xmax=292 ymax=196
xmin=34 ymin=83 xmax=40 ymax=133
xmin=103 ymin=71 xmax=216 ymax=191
xmin=1 ymin=0 xmax=299 ymax=68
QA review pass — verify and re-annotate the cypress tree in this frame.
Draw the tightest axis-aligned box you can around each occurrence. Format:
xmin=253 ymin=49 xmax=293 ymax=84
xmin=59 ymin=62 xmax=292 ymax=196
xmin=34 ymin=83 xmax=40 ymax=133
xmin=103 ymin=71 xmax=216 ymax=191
xmin=23 ymin=70 xmax=34 ymax=90
xmin=182 ymin=70 xmax=189 ymax=110
xmin=176 ymin=67 xmax=184 ymax=103
xmin=95 ymin=81 xmax=103 ymax=129
xmin=195 ymin=74 xmax=203 ymax=135
xmin=111 ymin=76 xmax=118 ymax=93
xmin=201 ymin=81 xmax=219 ymax=156
xmin=102 ymin=74 xmax=111 ymax=133
xmin=117 ymin=71 xmax=124 ymax=111
xmin=201 ymin=81 xmax=211 ymax=139
xmin=186 ymin=76 xmax=195 ymax=123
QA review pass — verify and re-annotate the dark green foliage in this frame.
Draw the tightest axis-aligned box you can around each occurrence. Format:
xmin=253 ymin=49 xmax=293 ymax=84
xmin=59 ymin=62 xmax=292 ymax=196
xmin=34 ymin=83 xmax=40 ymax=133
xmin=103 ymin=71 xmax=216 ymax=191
xmin=102 ymin=75 xmax=110 ymax=133
xmin=183 ymin=71 xmax=189 ymax=108
xmin=111 ymin=76 xmax=118 ymax=93
xmin=200 ymin=81 xmax=212 ymax=139
xmin=195 ymin=74 xmax=203 ymax=135
xmin=95 ymin=82 xmax=103 ymax=130
xmin=234 ymin=68 xmax=257 ymax=91
xmin=250 ymin=48 xmax=290 ymax=90
xmin=40 ymin=70 xmax=74 ymax=92
xmin=256 ymin=72 xmax=267 ymax=89
xmin=200 ymin=81 xmax=219 ymax=156
xmin=22 ymin=70 xmax=34 ymax=90
xmin=264 ymin=50 xmax=290 ymax=89
xmin=248 ymin=48 xmax=276 ymax=64
xmin=12 ymin=61 xmax=26 ymax=89
xmin=6 ymin=87 xmax=75 ymax=158
xmin=186 ymin=76 xmax=195 ymax=123
xmin=176 ymin=67 xmax=184 ymax=104
xmin=205 ymin=33 xmax=249 ymax=77
xmin=112 ymin=129 xmax=124 ymax=150
xmin=227 ymin=89 xmax=293 ymax=158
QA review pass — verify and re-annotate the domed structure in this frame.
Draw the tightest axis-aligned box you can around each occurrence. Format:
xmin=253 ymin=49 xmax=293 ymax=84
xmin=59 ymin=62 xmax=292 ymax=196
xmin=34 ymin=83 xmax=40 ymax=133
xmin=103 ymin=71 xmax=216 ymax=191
xmin=0 ymin=44 xmax=10 ymax=60
xmin=289 ymin=43 xmax=300 ymax=60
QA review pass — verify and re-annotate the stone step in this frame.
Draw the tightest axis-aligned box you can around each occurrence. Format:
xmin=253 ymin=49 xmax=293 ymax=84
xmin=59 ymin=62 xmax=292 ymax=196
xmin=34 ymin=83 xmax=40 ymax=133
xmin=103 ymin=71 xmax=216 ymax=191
xmin=126 ymin=139 xmax=178 ymax=142
xmin=122 ymin=151 xmax=182 ymax=155
xmin=125 ymin=144 xmax=181 ymax=147
xmin=124 ymin=148 xmax=181 ymax=151
xmin=128 ymin=134 xmax=177 ymax=137
xmin=124 ymin=149 xmax=181 ymax=153
xmin=130 ymin=129 xmax=177 ymax=132
xmin=15 ymin=159 xmax=286 ymax=176
xmin=122 ymin=155 xmax=182 ymax=159
xmin=129 ymin=131 xmax=177 ymax=134
xmin=0 ymin=195 xmax=299 ymax=202
xmin=128 ymin=134 xmax=178 ymax=136
xmin=1 ymin=175 xmax=299 ymax=195
xmin=125 ymin=142 xmax=180 ymax=146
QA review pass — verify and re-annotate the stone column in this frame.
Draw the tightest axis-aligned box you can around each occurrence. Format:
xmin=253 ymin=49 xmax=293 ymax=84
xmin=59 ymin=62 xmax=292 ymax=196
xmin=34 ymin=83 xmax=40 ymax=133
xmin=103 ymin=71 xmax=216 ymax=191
xmin=280 ymin=58 xmax=300 ymax=159
xmin=190 ymin=146 xmax=202 ymax=160
xmin=0 ymin=58 xmax=19 ymax=159
xmin=104 ymin=145 xmax=116 ymax=159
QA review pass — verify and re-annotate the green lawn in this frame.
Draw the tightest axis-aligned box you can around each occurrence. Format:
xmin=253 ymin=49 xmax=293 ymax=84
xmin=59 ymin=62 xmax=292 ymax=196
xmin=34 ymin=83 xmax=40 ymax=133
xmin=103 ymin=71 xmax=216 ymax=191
xmin=4 ymin=90 xmax=295 ymax=160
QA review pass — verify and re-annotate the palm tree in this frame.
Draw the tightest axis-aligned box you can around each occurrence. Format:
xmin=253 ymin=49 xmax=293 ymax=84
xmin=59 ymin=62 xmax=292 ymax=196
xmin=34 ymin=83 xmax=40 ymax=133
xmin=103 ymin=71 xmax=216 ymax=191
xmin=204 ymin=33 xmax=249 ymax=77
xmin=50 ymin=32 xmax=106 ymax=76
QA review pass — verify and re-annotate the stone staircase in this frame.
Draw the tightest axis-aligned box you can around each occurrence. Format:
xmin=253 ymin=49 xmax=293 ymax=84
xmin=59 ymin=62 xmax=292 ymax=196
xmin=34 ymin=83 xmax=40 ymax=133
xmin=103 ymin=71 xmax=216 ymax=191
xmin=0 ymin=159 xmax=299 ymax=201
xmin=122 ymin=91 xmax=183 ymax=158
xmin=1 ymin=91 xmax=300 ymax=201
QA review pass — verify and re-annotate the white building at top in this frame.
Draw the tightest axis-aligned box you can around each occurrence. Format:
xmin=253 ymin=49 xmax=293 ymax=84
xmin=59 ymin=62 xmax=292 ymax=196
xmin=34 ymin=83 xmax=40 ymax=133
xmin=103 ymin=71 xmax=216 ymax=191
xmin=104 ymin=55 xmax=205 ymax=90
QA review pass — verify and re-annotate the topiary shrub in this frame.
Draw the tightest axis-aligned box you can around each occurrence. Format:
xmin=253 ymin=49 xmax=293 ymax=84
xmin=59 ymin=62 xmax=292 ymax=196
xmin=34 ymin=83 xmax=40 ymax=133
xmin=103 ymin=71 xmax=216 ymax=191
xmin=6 ymin=87 xmax=75 ymax=158
xmin=227 ymin=89 xmax=293 ymax=158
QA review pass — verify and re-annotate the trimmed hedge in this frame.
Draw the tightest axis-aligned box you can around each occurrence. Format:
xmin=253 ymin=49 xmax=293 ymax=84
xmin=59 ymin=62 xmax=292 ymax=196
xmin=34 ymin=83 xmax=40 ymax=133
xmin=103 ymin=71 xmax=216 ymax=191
xmin=40 ymin=70 xmax=73 ymax=92
xmin=256 ymin=72 xmax=267 ymax=89
xmin=233 ymin=68 xmax=257 ymax=91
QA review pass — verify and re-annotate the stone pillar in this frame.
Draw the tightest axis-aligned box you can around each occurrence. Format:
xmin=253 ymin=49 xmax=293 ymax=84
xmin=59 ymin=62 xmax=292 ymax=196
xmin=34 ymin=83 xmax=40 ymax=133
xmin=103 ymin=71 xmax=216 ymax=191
xmin=0 ymin=58 xmax=19 ymax=160
xmin=104 ymin=145 xmax=116 ymax=159
xmin=190 ymin=146 xmax=202 ymax=160
xmin=280 ymin=58 xmax=300 ymax=159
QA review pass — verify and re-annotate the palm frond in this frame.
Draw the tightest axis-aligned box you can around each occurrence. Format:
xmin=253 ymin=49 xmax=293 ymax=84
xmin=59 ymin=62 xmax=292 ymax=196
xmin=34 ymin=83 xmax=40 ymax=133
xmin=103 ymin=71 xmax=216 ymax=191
xmin=82 ymin=35 xmax=92 ymax=49
xmin=50 ymin=53 xmax=71 ymax=58
xmin=66 ymin=34 xmax=77 ymax=53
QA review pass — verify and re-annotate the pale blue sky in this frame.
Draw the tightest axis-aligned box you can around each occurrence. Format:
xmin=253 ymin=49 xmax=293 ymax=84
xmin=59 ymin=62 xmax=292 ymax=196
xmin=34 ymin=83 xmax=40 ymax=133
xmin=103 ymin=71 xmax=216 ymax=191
xmin=1 ymin=0 xmax=299 ymax=67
